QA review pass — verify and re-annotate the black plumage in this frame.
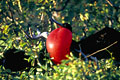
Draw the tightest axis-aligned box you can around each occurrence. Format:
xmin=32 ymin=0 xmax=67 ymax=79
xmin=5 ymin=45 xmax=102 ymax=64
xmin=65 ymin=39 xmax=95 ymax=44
xmin=79 ymin=27 xmax=120 ymax=61
xmin=62 ymin=23 xmax=72 ymax=32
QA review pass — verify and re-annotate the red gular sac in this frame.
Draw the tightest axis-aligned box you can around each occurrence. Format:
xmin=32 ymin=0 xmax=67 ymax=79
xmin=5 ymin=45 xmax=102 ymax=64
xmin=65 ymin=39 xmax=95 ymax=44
xmin=46 ymin=19 xmax=72 ymax=64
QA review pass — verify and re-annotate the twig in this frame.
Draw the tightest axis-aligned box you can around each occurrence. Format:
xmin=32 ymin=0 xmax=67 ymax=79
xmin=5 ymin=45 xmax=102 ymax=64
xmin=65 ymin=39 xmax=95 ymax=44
xmin=86 ymin=41 xmax=118 ymax=58
xmin=20 ymin=27 xmax=32 ymax=40
xmin=29 ymin=27 xmax=32 ymax=38
xmin=106 ymin=0 xmax=120 ymax=10
xmin=106 ymin=0 xmax=113 ymax=7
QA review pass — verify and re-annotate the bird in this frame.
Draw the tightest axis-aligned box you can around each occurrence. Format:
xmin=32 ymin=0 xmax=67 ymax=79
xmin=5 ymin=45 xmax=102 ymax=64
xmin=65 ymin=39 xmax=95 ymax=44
xmin=48 ymin=18 xmax=120 ymax=63
xmin=0 ymin=48 xmax=31 ymax=72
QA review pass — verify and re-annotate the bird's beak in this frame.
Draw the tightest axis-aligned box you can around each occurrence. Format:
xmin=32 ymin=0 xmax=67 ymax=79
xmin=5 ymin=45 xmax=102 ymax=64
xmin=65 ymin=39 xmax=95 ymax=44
xmin=50 ymin=18 xmax=63 ymax=27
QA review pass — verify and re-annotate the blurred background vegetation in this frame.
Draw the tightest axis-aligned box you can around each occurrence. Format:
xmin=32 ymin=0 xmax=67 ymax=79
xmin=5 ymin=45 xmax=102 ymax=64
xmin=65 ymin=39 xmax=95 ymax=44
xmin=0 ymin=0 xmax=120 ymax=79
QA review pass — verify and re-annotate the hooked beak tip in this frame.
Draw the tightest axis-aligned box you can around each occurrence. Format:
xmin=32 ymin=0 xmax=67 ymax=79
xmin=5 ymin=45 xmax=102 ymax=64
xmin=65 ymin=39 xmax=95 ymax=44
xmin=50 ymin=18 xmax=63 ymax=27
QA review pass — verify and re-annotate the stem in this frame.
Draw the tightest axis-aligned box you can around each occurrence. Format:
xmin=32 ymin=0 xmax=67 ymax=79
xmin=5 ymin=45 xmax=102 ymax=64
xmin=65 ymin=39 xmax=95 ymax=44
xmin=85 ymin=41 xmax=118 ymax=58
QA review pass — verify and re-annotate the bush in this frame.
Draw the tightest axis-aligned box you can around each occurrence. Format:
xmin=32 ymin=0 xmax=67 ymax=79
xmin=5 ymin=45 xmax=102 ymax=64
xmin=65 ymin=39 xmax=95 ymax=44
xmin=0 ymin=0 xmax=120 ymax=79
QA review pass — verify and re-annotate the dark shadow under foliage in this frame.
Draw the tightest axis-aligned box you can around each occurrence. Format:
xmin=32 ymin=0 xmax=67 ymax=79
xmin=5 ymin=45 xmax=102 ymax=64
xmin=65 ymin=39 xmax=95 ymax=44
xmin=0 ymin=48 xmax=31 ymax=72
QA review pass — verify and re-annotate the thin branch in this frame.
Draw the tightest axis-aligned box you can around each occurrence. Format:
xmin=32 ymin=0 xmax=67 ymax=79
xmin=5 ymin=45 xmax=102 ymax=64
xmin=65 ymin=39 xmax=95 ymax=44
xmin=29 ymin=27 xmax=33 ymax=38
xmin=106 ymin=0 xmax=120 ymax=10
xmin=85 ymin=41 xmax=118 ymax=58
xmin=20 ymin=27 xmax=32 ymax=40
xmin=106 ymin=0 xmax=113 ymax=7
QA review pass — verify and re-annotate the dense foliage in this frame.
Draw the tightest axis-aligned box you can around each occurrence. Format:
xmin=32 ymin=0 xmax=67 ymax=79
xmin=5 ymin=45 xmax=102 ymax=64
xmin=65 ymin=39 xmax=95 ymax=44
xmin=0 ymin=0 xmax=120 ymax=79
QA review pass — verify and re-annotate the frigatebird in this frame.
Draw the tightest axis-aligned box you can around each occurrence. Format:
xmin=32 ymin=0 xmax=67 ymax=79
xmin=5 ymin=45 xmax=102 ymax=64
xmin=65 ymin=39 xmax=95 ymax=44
xmin=49 ymin=18 xmax=120 ymax=63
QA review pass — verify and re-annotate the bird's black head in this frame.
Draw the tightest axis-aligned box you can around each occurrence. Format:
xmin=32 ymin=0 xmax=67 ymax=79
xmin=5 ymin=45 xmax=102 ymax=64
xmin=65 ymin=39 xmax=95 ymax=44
xmin=63 ymin=23 xmax=72 ymax=32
